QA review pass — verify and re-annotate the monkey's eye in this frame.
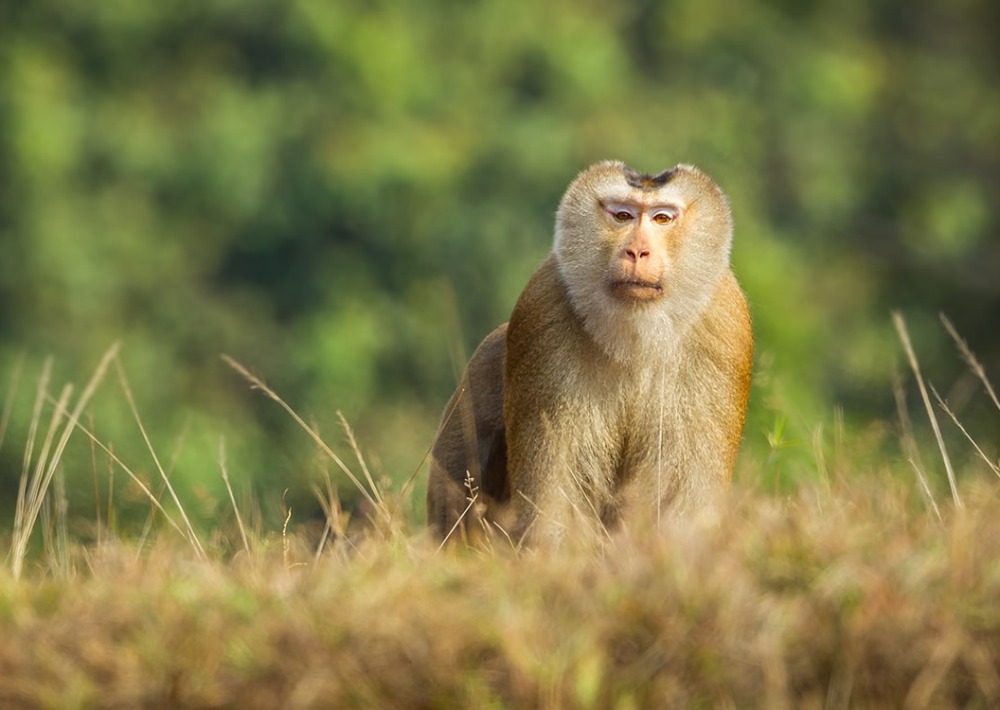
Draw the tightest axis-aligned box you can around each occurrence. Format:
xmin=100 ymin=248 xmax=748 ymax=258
xmin=605 ymin=203 xmax=638 ymax=223
xmin=652 ymin=210 xmax=677 ymax=225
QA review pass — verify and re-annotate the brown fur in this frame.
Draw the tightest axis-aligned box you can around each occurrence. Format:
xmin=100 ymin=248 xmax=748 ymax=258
xmin=427 ymin=161 xmax=752 ymax=546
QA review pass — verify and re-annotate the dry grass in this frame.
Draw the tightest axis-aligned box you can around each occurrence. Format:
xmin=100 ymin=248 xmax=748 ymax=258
xmin=2 ymin=480 xmax=1000 ymax=708
xmin=1 ymin=318 xmax=998 ymax=708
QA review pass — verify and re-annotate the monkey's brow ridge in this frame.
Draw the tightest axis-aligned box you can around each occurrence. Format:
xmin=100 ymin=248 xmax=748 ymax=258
xmin=622 ymin=166 xmax=677 ymax=190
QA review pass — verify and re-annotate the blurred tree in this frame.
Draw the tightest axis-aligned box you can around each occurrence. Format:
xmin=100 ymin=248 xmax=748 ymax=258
xmin=0 ymin=0 xmax=996 ymax=527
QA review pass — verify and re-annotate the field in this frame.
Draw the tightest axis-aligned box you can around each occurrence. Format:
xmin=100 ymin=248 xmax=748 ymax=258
xmin=1 ymin=4 xmax=996 ymax=707
xmin=1 ymin=321 xmax=999 ymax=708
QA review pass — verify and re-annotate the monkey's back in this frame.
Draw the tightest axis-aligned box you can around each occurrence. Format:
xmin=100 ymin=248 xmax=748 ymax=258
xmin=426 ymin=324 xmax=509 ymax=541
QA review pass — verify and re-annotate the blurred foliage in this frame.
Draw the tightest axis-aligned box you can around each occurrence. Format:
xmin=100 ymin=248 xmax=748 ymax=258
xmin=0 ymin=0 xmax=997 ymax=526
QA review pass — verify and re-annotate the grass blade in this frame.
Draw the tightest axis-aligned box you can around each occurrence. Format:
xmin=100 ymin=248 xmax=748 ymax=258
xmin=115 ymin=357 xmax=206 ymax=560
xmin=219 ymin=437 xmax=251 ymax=556
xmin=221 ymin=354 xmax=386 ymax=521
xmin=11 ymin=345 xmax=118 ymax=577
xmin=893 ymin=312 xmax=962 ymax=509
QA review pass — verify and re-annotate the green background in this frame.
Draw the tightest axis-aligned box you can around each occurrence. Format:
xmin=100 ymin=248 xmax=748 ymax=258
xmin=0 ymin=0 xmax=997 ymax=528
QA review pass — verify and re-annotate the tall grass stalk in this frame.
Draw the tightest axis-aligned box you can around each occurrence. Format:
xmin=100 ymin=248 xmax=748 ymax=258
xmin=893 ymin=374 xmax=943 ymax=523
xmin=62 ymin=407 xmax=191 ymax=547
xmin=10 ymin=344 xmax=119 ymax=578
xmin=931 ymin=384 xmax=1000 ymax=479
xmin=135 ymin=420 xmax=191 ymax=552
xmin=311 ymin=471 xmax=348 ymax=563
xmin=337 ymin=411 xmax=384 ymax=512
xmin=941 ymin=313 xmax=1000 ymax=413
xmin=13 ymin=358 xmax=55 ymax=559
xmin=222 ymin=354 xmax=391 ymax=526
xmin=893 ymin=312 xmax=962 ymax=509
xmin=114 ymin=357 xmax=206 ymax=559
xmin=40 ymin=465 xmax=70 ymax=577
xmin=219 ymin=437 xmax=252 ymax=556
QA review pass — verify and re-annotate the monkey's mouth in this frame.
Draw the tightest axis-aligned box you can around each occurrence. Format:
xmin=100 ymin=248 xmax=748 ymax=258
xmin=610 ymin=279 xmax=664 ymax=301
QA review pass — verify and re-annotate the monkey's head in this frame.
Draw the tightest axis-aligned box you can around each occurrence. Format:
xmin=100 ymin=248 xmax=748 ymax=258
xmin=553 ymin=161 xmax=734 ymax=364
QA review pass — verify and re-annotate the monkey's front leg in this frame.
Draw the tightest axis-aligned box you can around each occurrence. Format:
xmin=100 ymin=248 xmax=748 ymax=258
xmin=503 ymin=412 xmax=612 ymax=547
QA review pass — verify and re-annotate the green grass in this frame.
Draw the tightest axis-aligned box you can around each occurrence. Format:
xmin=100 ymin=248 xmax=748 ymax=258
xmin=1 ymin=317 xmax=998 ymax=708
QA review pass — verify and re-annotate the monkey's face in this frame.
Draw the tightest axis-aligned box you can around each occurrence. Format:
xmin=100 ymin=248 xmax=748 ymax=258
xmin=599 ymin=196 xmax=680 ymax=303
xmin=553 ymin=161 xmax=734 ymax=361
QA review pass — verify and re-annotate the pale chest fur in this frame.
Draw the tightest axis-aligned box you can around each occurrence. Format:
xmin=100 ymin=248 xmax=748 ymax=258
xmin=553 ymin=348 xmax=699 ymax=498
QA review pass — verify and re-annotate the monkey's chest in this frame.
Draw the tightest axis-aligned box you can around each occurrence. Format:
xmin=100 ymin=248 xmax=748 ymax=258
xmin=576 ymin=376 xmax=682 ymax=478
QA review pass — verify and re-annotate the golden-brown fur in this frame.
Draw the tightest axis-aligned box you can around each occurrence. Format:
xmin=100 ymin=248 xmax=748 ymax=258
xmin=427 ymin=161 xmax=752 ymax=546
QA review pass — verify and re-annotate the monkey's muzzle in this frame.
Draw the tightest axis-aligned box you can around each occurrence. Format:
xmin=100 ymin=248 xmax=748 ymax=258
xmin=610 ymin=279 xmax=665 ymax=302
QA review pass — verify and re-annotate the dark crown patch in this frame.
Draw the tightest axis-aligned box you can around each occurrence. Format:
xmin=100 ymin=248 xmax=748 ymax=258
xmin=622 ymin=166 xmax=677 ymax=190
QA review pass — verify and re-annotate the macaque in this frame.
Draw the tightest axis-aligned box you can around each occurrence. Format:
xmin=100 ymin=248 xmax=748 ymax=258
xmin=427 ymin=161 xmax=752 ymax=546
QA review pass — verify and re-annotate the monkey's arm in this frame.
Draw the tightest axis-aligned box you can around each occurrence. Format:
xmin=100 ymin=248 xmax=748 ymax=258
xmin=426 ymin=324 xmax=509 ymax=541
xmin=690 ymin=272 xmax=753 ymax=477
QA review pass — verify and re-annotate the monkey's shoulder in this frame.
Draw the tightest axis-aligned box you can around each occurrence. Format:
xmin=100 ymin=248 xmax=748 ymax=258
xmin=468 ymin=322 xmax=508 ymax=371
xmin=691 ymin=272 xmax=752 ymax=357
xmin=507 ymin=255 xmax=583 ymax=348
xmin=684 ymin=271 xmax=753 ymax=418
xmin=503 ymin=255 xmax=594 ymax=402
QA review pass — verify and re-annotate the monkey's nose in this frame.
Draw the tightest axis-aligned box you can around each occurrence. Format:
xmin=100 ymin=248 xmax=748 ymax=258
xmin=625 ymin=247 xmax=651 ymax=262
